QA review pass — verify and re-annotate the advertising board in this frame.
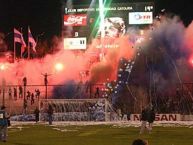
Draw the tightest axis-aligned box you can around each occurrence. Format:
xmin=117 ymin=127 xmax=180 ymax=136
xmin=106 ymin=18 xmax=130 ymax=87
xmin=64 ymin=37 xmax=87 ymax=50
xmin=63 ymin=2 xmax=154 ymax=49
xmin=129 ymin=12 xmax=153 ymax=24
xmin=64 ymin=14 xmax=87 ymax=26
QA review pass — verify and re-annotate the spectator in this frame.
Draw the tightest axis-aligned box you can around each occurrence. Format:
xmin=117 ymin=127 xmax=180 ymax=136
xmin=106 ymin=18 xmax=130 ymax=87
xmin=23 ymin=77 xmax=27 ymax=86
xmin=26 ymin=90 xmax=31 ymax=100
xmin=0 ymin=106 xmax=9 ymax=142
xmin=42 ymin=73 xmax=51 ymax=86
xmin=132 ymin=139 xmax=148 ymax=145
xmin=35 ymin=89 xmax=40 ymax=99
xmin=19 ymin=85 xmax=23 ymax=98
xmin=34 ymin=107 xmax=40 ymax=123
xmin=14 ymin=87 xmax=17 ymax=100
xmin=8 ymin=88 xmax=12 ymax=100
xmin=94 ymin=87 xmax=100 ymax=98
xmin=31 ymin=93 xmax=35 ymax=105
xmin=23 ymin=99 xmax=27 ymax=114
xmin=47 ymin=105 xmax=53 ymax=125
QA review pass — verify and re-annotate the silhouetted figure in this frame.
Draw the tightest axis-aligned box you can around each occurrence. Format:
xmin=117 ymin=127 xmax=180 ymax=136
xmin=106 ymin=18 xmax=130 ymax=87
xmin=8 ymin=88 xmax=12 ymax=100
xmin=0 ymin=106 xmax=9 ymax=142
xmin=13 ymin=88 xmax=17 ymax=100
xmin=19 ymin=86 xmax=23 ymax=98
xmin=26 ymin=91 xmax=31 ymax=100
xmin=94 ymin=87 xmax=100 ymax=98
xmin=44 ymin=73 xmax=48 ymax=85
xmin=22 ymin=77 xmax=27 ymax=86
xmin=47 ymin=105 xmax=53 ymax=125
xmin=42 ymin=73 xmax=51 ymax=86
xmin=35 ymin=89 xmax=40 ymax=99
xmin=31 ymin=93 xmax=35 ymax=105
xmin=42 ymin=73 xmax=51 ymax=99
xmin=132 ymin=139 xmax=148 ymax=145
xmin=22 ymin=77 xmax=27 ymax=100
xmin=140 ymin=107 xmax=148 ymax=134
xmin=147 ymin=107 xmax=156 ymax=133
xmin=23 ymin=99 xmax=27 ymax=113
xmin=34 ymin=107 xmax=40 ymax=123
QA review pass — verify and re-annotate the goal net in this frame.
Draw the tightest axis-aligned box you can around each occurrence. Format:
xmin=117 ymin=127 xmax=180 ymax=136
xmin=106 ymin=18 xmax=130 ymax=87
xmin=39 ymin=98 xmax=118 ymax=122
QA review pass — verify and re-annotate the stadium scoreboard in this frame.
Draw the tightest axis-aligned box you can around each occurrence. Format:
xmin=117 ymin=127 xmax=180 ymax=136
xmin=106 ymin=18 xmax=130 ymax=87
xmin=63 ymin=2 xmax=154 ymax=50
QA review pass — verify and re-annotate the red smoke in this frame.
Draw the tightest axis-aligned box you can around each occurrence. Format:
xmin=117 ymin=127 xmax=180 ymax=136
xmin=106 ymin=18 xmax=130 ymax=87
xmin=88 ymin=36 xmax=135 ymax=83
xmin=0 ymin=35 xmax=135 ymax=86
xmin=1 ymin=17 xmax=192 ymax=98
xmin=185 ymin=21 xmax=193 ymax=52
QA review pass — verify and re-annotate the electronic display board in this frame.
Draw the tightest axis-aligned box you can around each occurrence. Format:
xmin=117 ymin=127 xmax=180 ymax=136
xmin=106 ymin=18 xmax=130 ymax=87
xmin=63 ymin=2 xmax=154 ymax=50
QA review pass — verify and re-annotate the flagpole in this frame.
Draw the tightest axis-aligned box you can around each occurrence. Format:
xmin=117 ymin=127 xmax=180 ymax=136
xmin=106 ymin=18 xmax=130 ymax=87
xmin=28 ymin=26 xmax=30 ymax=59
xmin=20 ymin=28 xmax=23 ymax=58
xmin=13 ymin=36 xmax=16 ymax=62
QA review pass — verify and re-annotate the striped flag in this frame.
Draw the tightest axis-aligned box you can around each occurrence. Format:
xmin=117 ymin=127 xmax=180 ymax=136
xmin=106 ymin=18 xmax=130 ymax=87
xmin=28 ymin=27 xmax=37 ymax=52
xmin=14 ymin=28 xmax=26 ymax=53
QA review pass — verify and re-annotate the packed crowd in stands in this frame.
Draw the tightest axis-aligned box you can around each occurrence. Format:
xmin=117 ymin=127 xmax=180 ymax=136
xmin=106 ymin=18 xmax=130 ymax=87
xmin=2 ymin=83 xmax=193 ymax=115
xmin=153 ymin=95 xmax=193 ymax=114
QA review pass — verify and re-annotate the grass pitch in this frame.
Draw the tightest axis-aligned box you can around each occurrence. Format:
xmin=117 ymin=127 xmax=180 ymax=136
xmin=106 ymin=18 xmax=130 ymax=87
xmin=4 ymin=123 xmax=193 ymax=145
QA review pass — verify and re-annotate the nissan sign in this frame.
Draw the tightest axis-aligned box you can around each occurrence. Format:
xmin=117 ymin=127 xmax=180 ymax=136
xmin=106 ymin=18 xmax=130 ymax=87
xmin=130 ymin=114 xmax=181 ymax=121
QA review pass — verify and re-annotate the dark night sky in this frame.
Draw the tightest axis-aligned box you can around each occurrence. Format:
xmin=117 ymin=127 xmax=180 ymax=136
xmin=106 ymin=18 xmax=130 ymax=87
xmin=0 ymin=0 xmax=192 ymax=39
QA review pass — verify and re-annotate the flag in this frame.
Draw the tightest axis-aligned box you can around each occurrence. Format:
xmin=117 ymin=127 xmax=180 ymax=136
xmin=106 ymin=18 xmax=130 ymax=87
xmin=28 ymin=27 xmax=37 ymax=52
xmin=14 ymin=28 xmax=26 ymax=53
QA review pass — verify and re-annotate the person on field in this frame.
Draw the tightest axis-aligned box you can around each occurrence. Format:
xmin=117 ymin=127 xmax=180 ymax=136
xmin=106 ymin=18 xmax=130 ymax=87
xmin=47 ymin=105 xmax=53 ymax=125
xmin=34 ymin=107 xmax=40 ymax=123
xmin=0 ymin=106 xmax=9 ymax=142
xmin=139 ymin=107 xmax=148 ymax=134
xmin=147 ymin=107 xmax=156 ymax=133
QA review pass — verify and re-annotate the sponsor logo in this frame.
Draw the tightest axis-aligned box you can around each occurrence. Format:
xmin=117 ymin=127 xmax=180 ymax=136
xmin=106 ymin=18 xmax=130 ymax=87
xmin=134 ymin=14 xmax=151 ymax=20
xmin=64 ymin=14 xmax=87 ymax=26
xmin=131 ymin=114 xmax=181 ymax=121
xmin=129 ymin=12 xmax=153 ymax=24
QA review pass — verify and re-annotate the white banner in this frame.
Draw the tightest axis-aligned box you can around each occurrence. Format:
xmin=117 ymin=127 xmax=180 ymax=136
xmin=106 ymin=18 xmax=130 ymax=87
xmin=64 ymin=37 xmax=87 ymax=50
xmin=129 ymin=12 xmax=153 ymax=24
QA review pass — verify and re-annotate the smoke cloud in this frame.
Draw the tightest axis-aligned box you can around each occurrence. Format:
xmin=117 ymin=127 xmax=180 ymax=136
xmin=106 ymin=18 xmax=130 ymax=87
xmin=0 ymin=14 xmax=193 ymax=101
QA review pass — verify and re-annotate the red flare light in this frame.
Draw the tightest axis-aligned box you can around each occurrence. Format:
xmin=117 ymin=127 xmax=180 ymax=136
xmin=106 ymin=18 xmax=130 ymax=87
xmin=55 ymin=63 xmax=64 ymax=72
xmin=189 ymin=57 xmax=193 ymax=66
